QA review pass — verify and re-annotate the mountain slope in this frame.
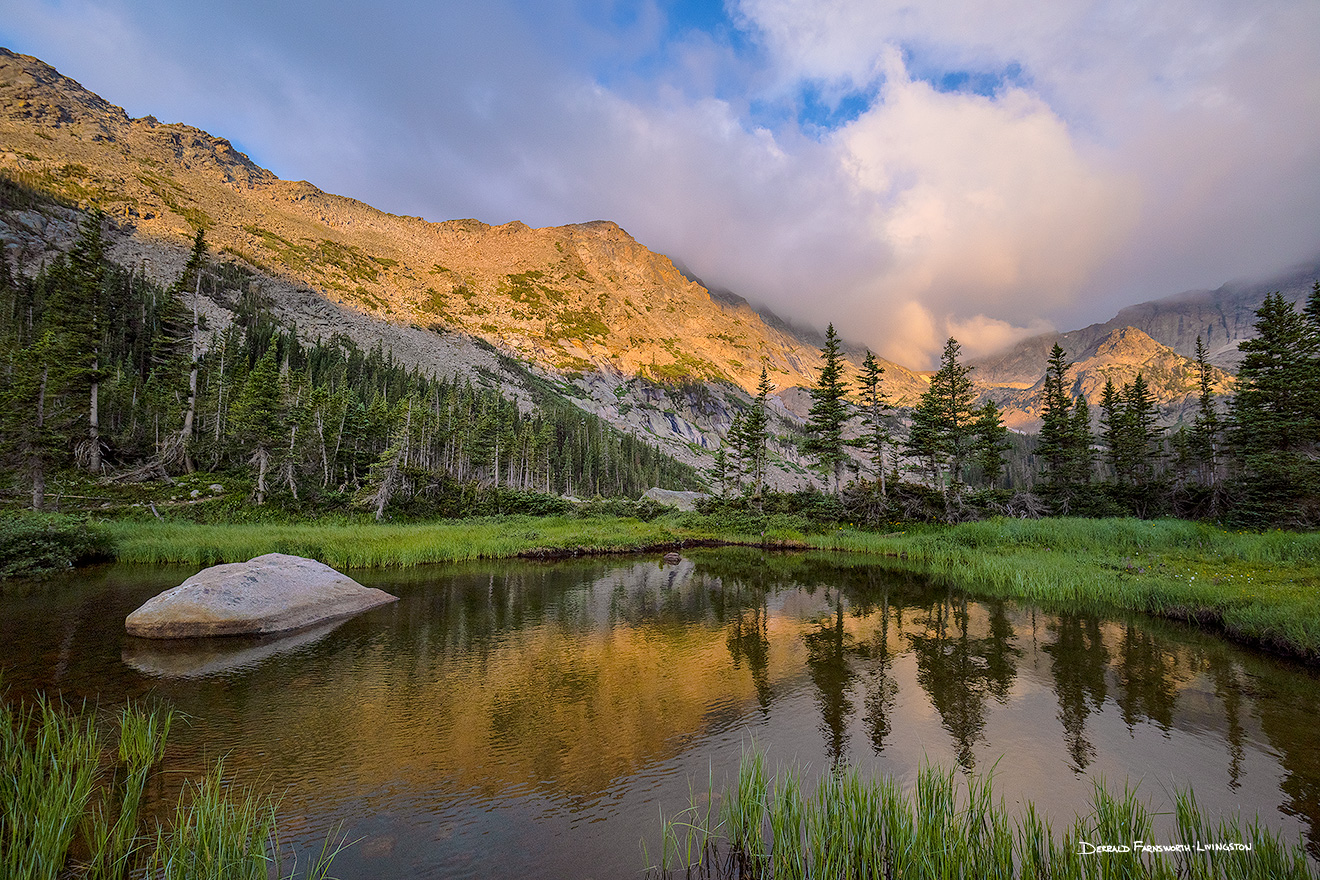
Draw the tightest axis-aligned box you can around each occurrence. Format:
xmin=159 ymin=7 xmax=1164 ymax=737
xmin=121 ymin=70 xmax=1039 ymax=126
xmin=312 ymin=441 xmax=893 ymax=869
xmin=0 ymin=47 xmax=927 ymax=412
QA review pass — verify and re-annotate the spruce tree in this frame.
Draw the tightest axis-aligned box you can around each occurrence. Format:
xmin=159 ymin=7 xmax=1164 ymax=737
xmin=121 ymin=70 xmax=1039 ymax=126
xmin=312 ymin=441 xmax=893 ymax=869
xmin=803 ymin=324 xmax=850 ymax=492
xmin=906 ymin=337 xmax=977 ymax=495
xmin=1036 ymin=344 xmax=1075 ymax=485
xmin=854 ymin=350 xmax=891 ymax=496
xmin=1069 ymin=396 xmax=1094 ymax=486
xmin=973 ymin=400 xmax=1010 ymax=488
xmin=1229 ymin=292 xmax=1320 ymax=524
xmin=742 ymin=367 xmax=772 ymax=497
xmin=1190 ymin=336 xmax=1221 ymax=486
xmin=1124 ymin=373 xmax=1162 ymax=485
xmin=230 ymin=346 xmax=285 ymax=504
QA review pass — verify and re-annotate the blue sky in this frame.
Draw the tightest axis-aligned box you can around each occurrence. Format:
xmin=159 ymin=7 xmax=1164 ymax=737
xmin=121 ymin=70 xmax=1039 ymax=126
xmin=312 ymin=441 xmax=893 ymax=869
xmin=2 ymin=0 xmax=1319 ymax=366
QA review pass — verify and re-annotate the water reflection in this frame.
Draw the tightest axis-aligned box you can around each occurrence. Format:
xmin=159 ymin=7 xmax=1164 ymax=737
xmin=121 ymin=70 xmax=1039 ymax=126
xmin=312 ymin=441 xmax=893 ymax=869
xmin=1044 ymin=614 xmax=1109 ymax=772
xmin=1 ymin=551 xmax=1319 ymax=877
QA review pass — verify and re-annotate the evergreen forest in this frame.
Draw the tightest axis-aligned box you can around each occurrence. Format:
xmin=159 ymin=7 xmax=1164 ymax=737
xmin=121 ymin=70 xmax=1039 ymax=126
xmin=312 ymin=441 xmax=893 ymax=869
xmin=0 ymin=211 xmax=702 ymax=519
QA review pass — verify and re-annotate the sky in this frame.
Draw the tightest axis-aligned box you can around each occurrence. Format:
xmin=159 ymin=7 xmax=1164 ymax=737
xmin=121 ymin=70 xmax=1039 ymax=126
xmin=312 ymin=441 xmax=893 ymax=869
xmin=2 ymin=0 xmax=1319 ymax=367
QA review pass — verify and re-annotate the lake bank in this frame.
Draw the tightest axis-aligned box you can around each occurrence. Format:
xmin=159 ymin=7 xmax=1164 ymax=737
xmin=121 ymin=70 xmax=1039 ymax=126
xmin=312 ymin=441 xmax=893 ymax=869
xmin=7 ymin=512 xmax=1319 ymax=664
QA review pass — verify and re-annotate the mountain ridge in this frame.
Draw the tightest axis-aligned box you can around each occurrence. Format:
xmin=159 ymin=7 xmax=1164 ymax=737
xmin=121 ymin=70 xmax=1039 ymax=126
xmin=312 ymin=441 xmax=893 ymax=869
xmin=0 ymin=45 xmax=1306 ymax=453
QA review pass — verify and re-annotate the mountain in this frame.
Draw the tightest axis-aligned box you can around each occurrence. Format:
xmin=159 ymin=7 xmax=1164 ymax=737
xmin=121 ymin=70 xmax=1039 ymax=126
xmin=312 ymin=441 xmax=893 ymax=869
xmin=0 ymin=48 xmax=926 ymax=409
xmin=0 ymin=44 xmax=1308 ymax=472
xmin=971 ymin=261 xmax=1320 ymax=390
xmin=981 ymin=326 xmax=1235 ymax=430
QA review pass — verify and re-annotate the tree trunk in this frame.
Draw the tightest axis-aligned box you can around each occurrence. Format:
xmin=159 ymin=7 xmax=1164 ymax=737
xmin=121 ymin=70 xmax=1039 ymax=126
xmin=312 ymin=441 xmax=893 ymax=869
xmin=31 ymin=361 xmax=48 ymax=511
xmin=253 ymin=445 xmax=270 ymax=505
xmin=88 ymin=355 xmax=101 ymax=474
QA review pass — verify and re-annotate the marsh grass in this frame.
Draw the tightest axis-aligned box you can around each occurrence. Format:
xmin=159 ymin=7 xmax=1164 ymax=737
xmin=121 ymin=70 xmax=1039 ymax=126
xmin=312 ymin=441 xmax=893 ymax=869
xmin=647 ymin=750 xmax=1319 ymax=880
xmin=0 ymin=694 xmax=343 ymax=879
xmin=816 ymin=518 xmax=1320 ymax=662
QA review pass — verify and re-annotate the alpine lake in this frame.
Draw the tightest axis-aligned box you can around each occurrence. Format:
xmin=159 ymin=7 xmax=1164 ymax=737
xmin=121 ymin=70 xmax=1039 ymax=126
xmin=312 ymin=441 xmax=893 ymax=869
xmin=2 ymin=548 xmax=1318 ymax=878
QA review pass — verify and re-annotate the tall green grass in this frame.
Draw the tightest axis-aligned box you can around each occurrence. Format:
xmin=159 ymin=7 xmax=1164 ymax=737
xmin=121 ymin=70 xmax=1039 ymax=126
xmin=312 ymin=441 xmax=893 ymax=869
xmin=814 ymin=517 xmax=1320 ymax=662
xmin=96 ymin=513 xmax=815 ymax=569
xmin=646 ymin=749 xmax=1319 ymax=880
xmin=0 ymin=694 xmax=343 ymax=879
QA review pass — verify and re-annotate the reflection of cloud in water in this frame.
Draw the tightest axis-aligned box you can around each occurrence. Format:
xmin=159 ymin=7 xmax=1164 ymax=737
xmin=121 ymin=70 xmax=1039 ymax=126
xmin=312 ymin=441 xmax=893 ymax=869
xmin=122 ymin=619 xmax=346 ymax=679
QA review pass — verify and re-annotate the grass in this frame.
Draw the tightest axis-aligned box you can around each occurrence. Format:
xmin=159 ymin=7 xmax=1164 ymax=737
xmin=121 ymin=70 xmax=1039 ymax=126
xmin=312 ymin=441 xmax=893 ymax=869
xmin=0 ymin=694 xmax=343 ymax=879
xmin=647 ymin=748 xmax=1319 ymax=880
xmin=94 ymin=512 xmax=821 ymax=569
xmin=809 ymin=517 xmax=1320 ymax=662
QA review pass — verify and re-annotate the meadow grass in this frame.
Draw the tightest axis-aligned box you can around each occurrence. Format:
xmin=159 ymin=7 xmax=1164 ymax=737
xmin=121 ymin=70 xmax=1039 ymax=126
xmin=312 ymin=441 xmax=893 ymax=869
xmin=95 ymin=513 xmax=814 ymax=569
xmin=646 ymin=749 xmax=1319 ymax=880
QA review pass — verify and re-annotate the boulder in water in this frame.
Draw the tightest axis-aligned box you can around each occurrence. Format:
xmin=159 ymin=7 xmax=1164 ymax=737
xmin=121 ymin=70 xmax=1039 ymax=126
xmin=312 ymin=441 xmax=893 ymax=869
xmin=125 ymin=553 xmax=398 ymax=639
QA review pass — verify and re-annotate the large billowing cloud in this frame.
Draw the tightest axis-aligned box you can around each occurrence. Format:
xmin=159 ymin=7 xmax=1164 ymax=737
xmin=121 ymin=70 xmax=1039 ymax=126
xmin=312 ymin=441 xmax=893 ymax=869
xmin=2 ymin=0 xmax=1318 ymax=367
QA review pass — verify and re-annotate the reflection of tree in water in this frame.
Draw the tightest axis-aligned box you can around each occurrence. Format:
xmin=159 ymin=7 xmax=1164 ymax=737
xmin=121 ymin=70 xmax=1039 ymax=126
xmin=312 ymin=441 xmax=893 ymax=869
xmin=803 ymin=594 xmax=856 ymax=766
xmin=1252 ymin=669 xmax=1320 ymax=859
xmin=909 ymin=595 xmax=1020 ymax=772
xmin=1043 ymin=613 xmax=1109 ymax=772
xmin=1204 ymin=651 xmax=1246 ymax=790
xmin=859 ymin=595 xmax=899 ymax=755
xmin=726 ymin=601 xmax=773 ymax=711
xmin=1115 ymin=622 xmax=1179 ymax=731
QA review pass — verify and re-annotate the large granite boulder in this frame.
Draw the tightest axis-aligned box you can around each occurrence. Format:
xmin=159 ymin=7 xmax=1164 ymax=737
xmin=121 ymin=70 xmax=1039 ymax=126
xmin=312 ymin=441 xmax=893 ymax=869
xmin=125 ymin=553 xmax=398 ymax=639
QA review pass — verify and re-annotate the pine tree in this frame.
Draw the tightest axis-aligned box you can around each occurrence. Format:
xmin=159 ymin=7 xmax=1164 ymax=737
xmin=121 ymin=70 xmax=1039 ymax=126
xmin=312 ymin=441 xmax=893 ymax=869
xmin=1036 ymin=344 xmax=1075 ymax=485
xmin=853 ymin=350 xmax=891 ymax=496
xmin=905 ymin=338 xmax=977 ymax=495
xmin=973 ymin=400 xmax=1010 ymax=488
xmin=1069 ymin=396 xmax=1093 ymax=486
xmin=230 ymin=346 xmax=285 ymax=504
xmin=1124 ymin=372 xmax=1162 ymax=485
xmin=803 ymin=324 xmax=851 ymax=491
xmin=741 ymin=367 xmax=772 ymax=497
xmin=1100 ymin=378 xmax=1124 ymax=482
xmin=44 ymin=212 xmax=107 ymax=473
xmin=1229 ymin=291 xmax=1320 ymax=524
xmin=1190 ymin=336 xmax=1221 ymax=486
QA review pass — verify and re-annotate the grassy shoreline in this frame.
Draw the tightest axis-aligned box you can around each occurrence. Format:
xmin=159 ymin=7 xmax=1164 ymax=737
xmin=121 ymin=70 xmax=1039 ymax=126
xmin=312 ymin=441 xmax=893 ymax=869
xmin=19 ymin=513 xmax=1320 ymax=664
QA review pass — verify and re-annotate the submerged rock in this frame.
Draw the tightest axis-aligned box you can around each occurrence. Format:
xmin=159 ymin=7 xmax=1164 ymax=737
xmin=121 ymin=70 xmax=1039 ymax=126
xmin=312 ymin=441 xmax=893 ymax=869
xmin=125 ymin=553 xmax=398 ymax=639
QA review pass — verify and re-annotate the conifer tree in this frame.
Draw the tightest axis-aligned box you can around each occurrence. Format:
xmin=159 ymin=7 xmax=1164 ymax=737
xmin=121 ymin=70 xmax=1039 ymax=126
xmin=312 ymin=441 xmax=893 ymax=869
xmin=1069 ymin=396 xmax=1094 ymax=485
xmin=1036 ymin=344 xmax=1075 ymax=485
xmin=1190 ymin=336 xmax=1221 ymax=486
xmin=854 ymin=350 xmax=891 ymax=496
xmin=905 ymin=337 xmax=977 ymax=495
xmin=230 ymin=346 xmax=285 ymax=504
xmin=44 ymin=212 xmax=107 ymax=473
xmin=973 ymin=400 xmax=1010 ymax=488
xmin=1229 ymin=292 xmax=1320 ymax=524
xmin=804 ymin=324 xmax=851 ymax=491
xmin=1124 ymin=372 xmax=1163 ymax=485
xmin=741 ymin=367 xmax=772 ymax=497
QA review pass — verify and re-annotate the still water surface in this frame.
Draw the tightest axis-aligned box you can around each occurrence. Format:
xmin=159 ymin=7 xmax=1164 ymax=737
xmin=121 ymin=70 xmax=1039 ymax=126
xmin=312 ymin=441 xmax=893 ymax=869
xmin=2 ymin=549 xmax=1318 ymax=878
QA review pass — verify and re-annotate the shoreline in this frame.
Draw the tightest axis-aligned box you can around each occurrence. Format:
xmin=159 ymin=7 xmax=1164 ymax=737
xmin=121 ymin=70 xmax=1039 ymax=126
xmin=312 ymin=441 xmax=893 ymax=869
xmin=19 ymin=513 xmax=1320 ymax=667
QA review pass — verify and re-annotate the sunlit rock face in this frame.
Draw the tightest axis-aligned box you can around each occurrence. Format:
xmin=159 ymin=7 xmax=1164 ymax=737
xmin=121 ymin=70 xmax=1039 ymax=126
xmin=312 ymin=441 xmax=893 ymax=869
xmin=125 ymin=553 xmax=398 ymax=638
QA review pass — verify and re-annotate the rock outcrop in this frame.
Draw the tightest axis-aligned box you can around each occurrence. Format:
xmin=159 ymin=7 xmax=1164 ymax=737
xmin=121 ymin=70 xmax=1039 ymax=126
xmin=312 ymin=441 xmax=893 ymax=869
xmin=125 ymin=553 xmax=398 ymax=638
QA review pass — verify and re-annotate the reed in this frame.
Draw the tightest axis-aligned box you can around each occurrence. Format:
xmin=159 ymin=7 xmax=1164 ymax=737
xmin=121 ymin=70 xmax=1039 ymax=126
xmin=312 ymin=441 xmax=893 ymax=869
xmin=646 ymin=749 xmax=1320 ymax=880
xmin=0 ymin=694 xmax=341 ymax=879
